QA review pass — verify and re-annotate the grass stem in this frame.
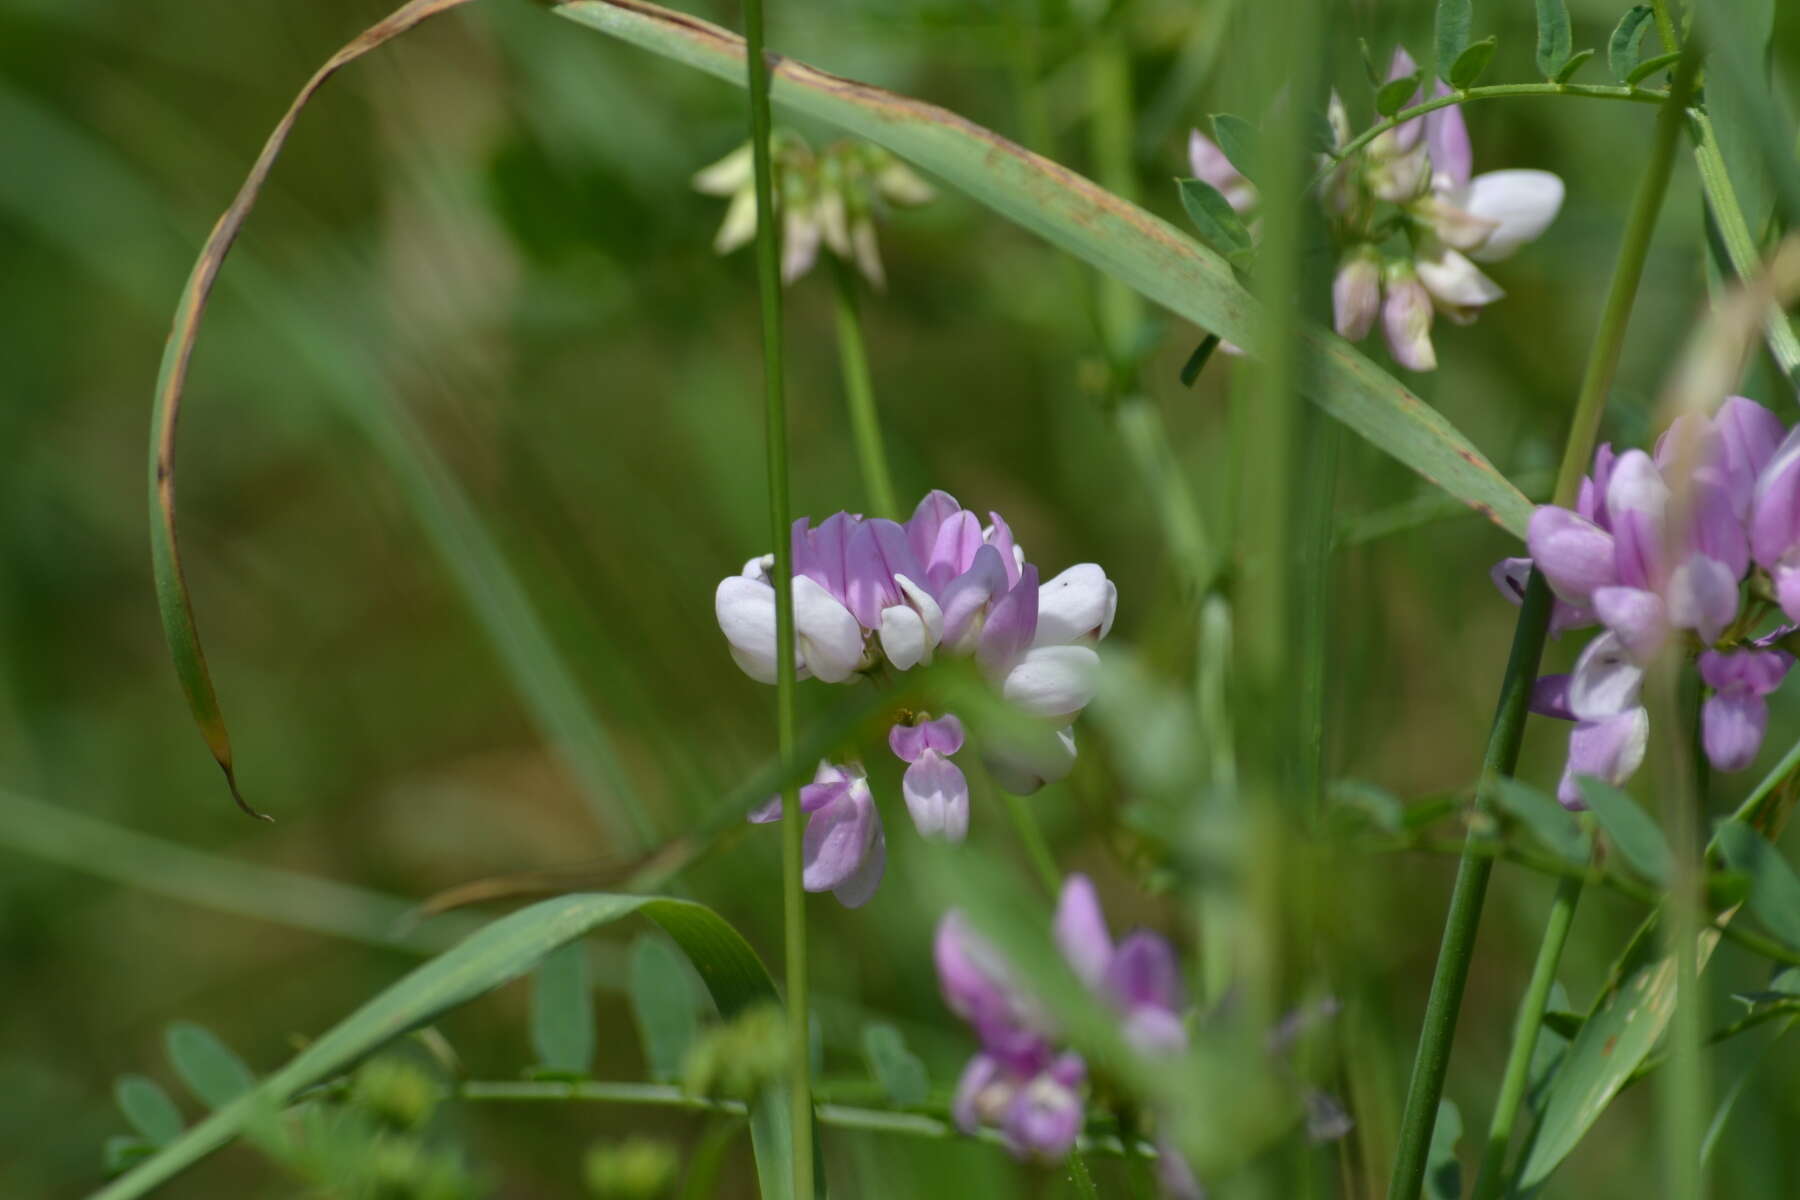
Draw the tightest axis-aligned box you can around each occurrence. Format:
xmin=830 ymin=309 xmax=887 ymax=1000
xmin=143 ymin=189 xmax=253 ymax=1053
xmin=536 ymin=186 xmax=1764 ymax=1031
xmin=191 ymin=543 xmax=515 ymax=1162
xmin=831 ymin=259 xmax=899 ymax=518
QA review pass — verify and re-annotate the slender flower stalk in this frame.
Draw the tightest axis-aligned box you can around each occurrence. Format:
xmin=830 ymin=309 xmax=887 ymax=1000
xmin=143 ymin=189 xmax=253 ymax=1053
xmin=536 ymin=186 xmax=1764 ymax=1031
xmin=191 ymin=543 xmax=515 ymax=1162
xmin=830 ymin=258 xmax=899 ymax=519
xmin=738 ymin=0 xmax=812 ymax=1187
xmin=1386 ymin=45 xmax=1699 ymax=1200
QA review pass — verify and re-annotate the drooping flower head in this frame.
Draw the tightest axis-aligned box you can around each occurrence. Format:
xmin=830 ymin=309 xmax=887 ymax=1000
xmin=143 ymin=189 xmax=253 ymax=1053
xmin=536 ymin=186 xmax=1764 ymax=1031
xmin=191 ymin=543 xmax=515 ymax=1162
xmin=1493 ymin=396 xmax=1796 ymax=805
xmin=1313 ymin=49 xmax=1564 ymax=370
xmin=694 ymin=134 xmax=934 ymax=288
xmin=718 ymin=491 xmax=1117 ymax=903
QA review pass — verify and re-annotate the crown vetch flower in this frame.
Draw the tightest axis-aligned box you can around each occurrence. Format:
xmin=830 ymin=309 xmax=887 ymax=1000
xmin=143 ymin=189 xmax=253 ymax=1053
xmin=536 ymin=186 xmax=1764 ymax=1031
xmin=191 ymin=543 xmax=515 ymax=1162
xmin=721 ymin=491 xmax=1116 ymax=903
xmin=695 ymin=134 xmax=934 ymax=288
xmin=1301 ymin=49 xmax=1564 ymax=372
xmin=1492 ymin=396 xmax=1797 ymax=805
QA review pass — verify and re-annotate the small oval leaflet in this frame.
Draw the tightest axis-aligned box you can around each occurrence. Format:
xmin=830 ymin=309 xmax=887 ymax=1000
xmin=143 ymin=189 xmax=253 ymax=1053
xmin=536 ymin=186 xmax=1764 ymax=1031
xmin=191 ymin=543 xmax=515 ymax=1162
xmin=1448 ymin=37 xmax=1497 ymax=90
xmin=1608 ymin=6 xmax=1655 ymax=83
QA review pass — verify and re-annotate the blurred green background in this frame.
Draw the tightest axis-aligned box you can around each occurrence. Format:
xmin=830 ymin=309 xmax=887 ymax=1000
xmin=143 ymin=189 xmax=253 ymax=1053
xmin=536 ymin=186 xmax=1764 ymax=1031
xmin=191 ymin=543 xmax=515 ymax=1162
xmin=4 ymin=0 xmax=1800 ymax=1194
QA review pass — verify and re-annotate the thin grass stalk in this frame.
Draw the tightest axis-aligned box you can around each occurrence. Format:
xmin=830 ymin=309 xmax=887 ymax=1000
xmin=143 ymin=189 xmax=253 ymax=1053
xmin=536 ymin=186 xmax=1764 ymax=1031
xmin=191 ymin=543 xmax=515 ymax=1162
xmin=1466 ymin=874 xmax=1583 ymax=1200
xmin=1385 ymin=46 xmax=1699 ymax=1199
xmin=740 ymin=0 xmax=811 ymax=1187
xmin=830 ymin=258 xmax=898 ymax=518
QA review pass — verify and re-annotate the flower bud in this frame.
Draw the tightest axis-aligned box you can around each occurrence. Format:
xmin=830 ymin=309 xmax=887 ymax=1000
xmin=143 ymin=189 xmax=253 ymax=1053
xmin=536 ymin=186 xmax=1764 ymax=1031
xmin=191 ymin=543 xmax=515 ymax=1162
xmin=584 ymin=1137 xmax=680 ymax=1200
xmin=1331 ymin=249 xmax=1381 ymax=342
xmin=1380 ymin=263 xmax=1436 ymax=371
xmin=349 ymin=1057 xmax=439 ymax=1132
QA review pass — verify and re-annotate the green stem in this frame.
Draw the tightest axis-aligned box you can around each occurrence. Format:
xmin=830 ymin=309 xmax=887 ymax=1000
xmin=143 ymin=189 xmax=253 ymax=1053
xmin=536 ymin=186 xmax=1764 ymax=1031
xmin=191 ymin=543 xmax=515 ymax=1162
xmin=1655 ymin=664 xmax=1708 ymax=1200
xmin=1326 ymin=83 xmax=1668 ymax=182
xmin=1689 ymin=109 xmax=1800 ymax=381
xmin=1385 ymin=48 xmax=1699 ymax=1200
xmin=1383 ymin=574 xmax=1555 ymax=1200
xmin=740 ymin=0 xmax=810 ymax=1188
xmin=455 ymin=1080 xmax=1153 ymax=1157
xmin=1467 ymin=874 xmax=1584 ymax=1200
xmin=830 ymin=259 xmax=898 ymax=518
xmin=1004 ymin=787 xmax=1064 ymax=896
xmin=1650 ymin=0 xmax=1681 ymax=54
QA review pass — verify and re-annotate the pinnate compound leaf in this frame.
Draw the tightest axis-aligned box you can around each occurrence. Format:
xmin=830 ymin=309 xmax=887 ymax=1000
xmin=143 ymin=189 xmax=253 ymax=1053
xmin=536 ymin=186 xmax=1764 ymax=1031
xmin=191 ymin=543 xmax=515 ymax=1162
xmin=1625 ymin=49 xmax=1682 ymax=86
xmin=1552 ymin=47 xmax=1595 ymax=83
xmin=555 ymin=0 xmax=1532 ymax=536
xmin=1577 ymin=777 xmax=1672 ymax=885
xmin=529 ymin=940 xmax=595 ymax=1076
xmin=1448 ymin=38 xmax=1497 ymax=90
xmin=1714 ymin=820 xmax=1800 ymax=950
xmin=1493 ymin=778 xmax=1590 ymax=865
xmin=95 ymin=895 xmax=820 ymax=1200
xmin=1376 ymin=70 xmax=1424 ymax=117
xmin=114 ymin=1076 xmax=184 ymax=1147
xmin=1177 ymin=178 xmax=1254 ymax=266
xmin=861 ymin=1022 xmax=929 ymax=1108
xmin=165 ymin=1022 xmax=255 ymax=1110
xmin=628 ymin=933 xmax=703 ymax=1083
xmin=1534 ymin=0 xmax=1573 ymax=78
xmin=1434 ymin=0 xmax=1472 ymax=81
xmin=1608 ymin=6 xmax=1654 ymax=82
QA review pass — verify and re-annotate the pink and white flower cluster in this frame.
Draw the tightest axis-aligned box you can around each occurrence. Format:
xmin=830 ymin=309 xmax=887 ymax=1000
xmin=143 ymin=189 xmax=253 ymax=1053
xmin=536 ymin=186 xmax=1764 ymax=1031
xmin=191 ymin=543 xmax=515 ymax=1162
xmin=719 ymin=490 xmax=1117 ymax=904
xmin=1494 ymin=396 xmax=1800 ymax=806
xmin=1191 ymin=48 xmax=1564 ymax=372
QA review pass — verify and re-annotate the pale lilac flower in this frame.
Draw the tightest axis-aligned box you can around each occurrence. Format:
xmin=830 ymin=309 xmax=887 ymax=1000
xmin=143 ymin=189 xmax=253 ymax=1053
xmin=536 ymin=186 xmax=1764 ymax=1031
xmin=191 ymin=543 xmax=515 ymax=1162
xmin=721 ymin=490 xmax=1117 ymax=900
xmin=890 ymin=715 xmax=969 ymax=841
xmin=1380 ymin=263 xmax=1436 ymax=372
xmin=1557 ymin=631 xmax=1650 ymax=807
xmin=1494 ymin=397 xmax=1796 ymax=797
xmin=1333 ymin=249 xmax=1382 ymax=341
xmin=1055 ymin=875 xmax=1187 ymax=1054
xmin=1698 ymin=649 xmax=1792 ymax=771
xmin=749 ymin=762 xmax=885 ymax=906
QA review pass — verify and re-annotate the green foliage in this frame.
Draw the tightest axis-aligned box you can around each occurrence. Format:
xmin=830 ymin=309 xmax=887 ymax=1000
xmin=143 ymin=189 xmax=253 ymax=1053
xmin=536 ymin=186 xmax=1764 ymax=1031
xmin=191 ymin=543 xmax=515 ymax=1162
xmin=1493 ymin=779 xmax=1590 ymax=866
xmin=1447 ymin=38 xmax=1498 ymax=90
xmin=1552 ymin=48 xmax=1596 ymax=83
xmin=1425 ymin=1098 xmax=1462 ymax=1200
xmin=1376 ymin=71 xmax=1424 ymax=118
xmin=349 ymin=1058 xmax=442 ymax=1132
xmin=1533 ymin=0 xmax=1574 ymax=79
xmin=530 ymin=940 xmax=596 ymax=1077
xmin=584 ymin=1136 xmax=680 ymax=1199
xmin=1714 ymin=821 xmax=1800 ymax=950
xmin=113 ymin=1076 xmax=184 ymax=1148
xmin=860 ymin=1023 xmax=929 ymax=1108
xmin=680 ymin=1005 xmax=790 ymax=1101
xmin=1209 ymin=113 xmax=1259 ymax=183
xmin=1576 ymin=778 xmax=1672 ymax=885
xmin=1434 ymin=0 xmax=1473 ymax=81
xmin=164 ymin=1022 xmax=255 ymax=1110
xmin=1177 ymin=178 xmax=1255 ymax=269
xmin=628 ymin=935 xmax=703 ymax=1084
xmin=1608 ymin=7 xmax=1655 ymax=83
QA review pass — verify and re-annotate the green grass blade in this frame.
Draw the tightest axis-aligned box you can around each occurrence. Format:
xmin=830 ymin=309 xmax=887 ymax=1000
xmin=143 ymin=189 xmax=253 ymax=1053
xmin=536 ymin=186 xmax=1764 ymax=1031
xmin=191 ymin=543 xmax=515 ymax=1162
xmin=145 ymin=0 xmax=478 ymax=822
xmin=1518 ymin=925 xmax=1725 ymax=1187
xmin=90 ymin=894 xmax=811 ymax=1200
xmin=552 ymin=0 xmax=1532 ymax=537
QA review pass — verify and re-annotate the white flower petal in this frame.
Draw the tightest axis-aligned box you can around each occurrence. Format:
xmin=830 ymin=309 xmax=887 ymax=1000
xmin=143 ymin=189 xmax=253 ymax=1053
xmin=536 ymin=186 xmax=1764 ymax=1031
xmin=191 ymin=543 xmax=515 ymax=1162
xmin=1035 ymin=564 xmax=1117 ymax=646
xmin=793 ymin=575 xmax=865 ymax=683
xmin=1002 ymin=644 xmax=1101 ymax=721
xmin=713 ymin=188 xmax=759 ymax=254
xmin=1416 ymin=245 xmax=1505 ymax=310
xmin=879 ymin=606 xmax=928 ymax=671
xmin=1461 ymin=169 xmax=1564 ymax=262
